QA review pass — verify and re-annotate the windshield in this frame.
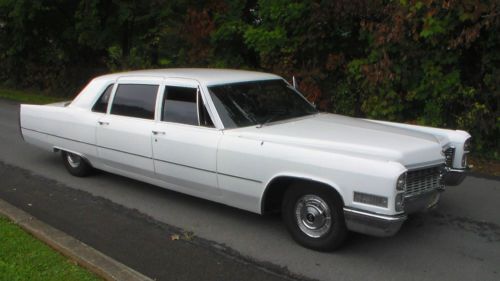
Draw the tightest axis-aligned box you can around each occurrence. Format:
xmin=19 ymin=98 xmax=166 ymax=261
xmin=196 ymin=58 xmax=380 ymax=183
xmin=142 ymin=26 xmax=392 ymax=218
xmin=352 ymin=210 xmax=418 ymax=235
xmin=208 ymin=79 xmax=317 ymax=129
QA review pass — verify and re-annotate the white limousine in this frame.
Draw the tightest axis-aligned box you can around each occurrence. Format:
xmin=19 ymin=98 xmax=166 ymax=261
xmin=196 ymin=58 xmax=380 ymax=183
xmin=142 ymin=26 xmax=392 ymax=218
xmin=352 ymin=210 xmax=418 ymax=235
xmin=20 ymin=69 xmax=470 ymax=250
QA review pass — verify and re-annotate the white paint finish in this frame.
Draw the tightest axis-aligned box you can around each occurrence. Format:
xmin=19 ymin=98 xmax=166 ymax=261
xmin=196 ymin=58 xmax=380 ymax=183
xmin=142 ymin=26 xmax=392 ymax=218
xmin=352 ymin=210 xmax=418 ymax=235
xmin=216 ymin=175 xmax=263 ymax=212
xmin=21 ymin=105 xmax=98 ymax=146
xmin=116 ymin=75 xmax=167 ymax=85
xmin=367 ymin=119 xmax=471 ymax=168
xmin=152 ymin=122 xmax=223 ymax=197
xmin=21 ymin=129 xmax=51 ymax=151
xmin=69 ymin=78 xmax=114 ymax=110
xmin=20 ymin=105 xmax=99 ymax=162
xmin=96 ymin=115 xmax=156 ymax=177
xmin=20 ymin=68 xmax=472 ymax=220
xmin=217 ymin=133 xmax=404 ymax=215
xmin=228 ymin=113 xmax=445 ymax=166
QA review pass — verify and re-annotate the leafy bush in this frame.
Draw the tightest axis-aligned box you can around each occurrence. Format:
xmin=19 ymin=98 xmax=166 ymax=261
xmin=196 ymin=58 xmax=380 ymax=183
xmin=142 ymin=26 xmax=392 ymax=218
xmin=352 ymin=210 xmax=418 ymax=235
xmin=0 ymin=0 xmax=498 ymax=157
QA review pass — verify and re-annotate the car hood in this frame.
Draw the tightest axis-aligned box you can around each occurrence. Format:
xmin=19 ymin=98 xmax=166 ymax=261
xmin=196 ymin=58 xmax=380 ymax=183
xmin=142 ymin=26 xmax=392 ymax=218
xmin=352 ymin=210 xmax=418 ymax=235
xmin=225 ymin=113 xmax=446 ymax=167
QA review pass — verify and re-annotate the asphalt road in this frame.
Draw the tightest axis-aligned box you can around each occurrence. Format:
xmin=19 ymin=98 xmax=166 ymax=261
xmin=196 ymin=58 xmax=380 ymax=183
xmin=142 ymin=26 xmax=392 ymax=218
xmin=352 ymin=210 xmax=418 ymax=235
xmin=0 ymin=161 xmax=293 ymax=281
xmin=1 ymin=99 xmax=500 ymax=281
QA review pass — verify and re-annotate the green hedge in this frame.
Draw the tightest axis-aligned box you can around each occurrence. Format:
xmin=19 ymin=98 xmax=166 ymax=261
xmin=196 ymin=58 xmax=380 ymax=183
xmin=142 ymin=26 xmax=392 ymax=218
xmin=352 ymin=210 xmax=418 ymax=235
xmin=0 ymin=0 xmax=498 ymax=157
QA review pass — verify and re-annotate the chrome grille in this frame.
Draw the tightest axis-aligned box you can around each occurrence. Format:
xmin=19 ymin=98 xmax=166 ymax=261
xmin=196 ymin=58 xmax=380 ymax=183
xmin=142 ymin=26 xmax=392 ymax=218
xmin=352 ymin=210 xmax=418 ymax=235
xmin=405 ymin=166 xmax=442 ymax=197
xmin=443 ymin=147 xmax=455 ymax=167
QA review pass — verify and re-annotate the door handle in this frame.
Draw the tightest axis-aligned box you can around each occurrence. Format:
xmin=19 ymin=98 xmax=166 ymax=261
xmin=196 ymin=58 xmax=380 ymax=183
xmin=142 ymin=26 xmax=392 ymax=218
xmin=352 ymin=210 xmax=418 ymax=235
xmin=152 ymin=130 xmax=165 ymax=135
xmin=98 ymin=121 xmax=110 ymax=125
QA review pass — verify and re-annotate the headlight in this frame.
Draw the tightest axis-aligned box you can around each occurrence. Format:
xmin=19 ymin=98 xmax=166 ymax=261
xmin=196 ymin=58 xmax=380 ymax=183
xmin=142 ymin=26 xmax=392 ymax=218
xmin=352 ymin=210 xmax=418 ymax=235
xmin=464 ymin=138 xmax=471 ymax=153
xmin=396 ymin=173 xmax=407 ymax=191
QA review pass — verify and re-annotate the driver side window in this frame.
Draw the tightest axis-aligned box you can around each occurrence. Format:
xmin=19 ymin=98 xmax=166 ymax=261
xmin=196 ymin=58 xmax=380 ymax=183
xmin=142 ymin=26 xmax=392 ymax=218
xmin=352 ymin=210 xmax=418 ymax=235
xmin=162 ymin=86 xmax=214 ymax=127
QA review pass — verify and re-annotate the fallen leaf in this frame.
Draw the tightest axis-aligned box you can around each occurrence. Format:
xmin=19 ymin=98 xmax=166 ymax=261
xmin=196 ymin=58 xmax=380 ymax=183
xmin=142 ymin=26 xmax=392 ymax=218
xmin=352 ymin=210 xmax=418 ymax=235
xmin=182 ymin=231 xmax=194 ymax=241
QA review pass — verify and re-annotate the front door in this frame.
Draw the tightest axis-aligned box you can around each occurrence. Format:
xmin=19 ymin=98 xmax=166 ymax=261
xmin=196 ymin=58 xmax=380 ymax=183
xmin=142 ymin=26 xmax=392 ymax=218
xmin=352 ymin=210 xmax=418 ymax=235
xmin=152 ymin=79 xmax=222 ymax=198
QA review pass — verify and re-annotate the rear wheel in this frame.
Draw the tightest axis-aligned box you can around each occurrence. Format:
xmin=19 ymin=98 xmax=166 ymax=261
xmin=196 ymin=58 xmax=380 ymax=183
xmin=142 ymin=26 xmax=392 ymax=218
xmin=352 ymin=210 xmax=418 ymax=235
xmin=282 ymin=183 xmax=347 ymax=251
xmin=61 ymin=151 xmax=93 ymax=177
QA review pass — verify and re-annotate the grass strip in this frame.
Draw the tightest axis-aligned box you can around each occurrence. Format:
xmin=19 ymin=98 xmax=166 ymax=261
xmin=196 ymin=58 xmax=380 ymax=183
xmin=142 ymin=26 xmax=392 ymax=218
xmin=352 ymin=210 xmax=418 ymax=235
xmin=0 ymin=216 xmax=101 ymax=281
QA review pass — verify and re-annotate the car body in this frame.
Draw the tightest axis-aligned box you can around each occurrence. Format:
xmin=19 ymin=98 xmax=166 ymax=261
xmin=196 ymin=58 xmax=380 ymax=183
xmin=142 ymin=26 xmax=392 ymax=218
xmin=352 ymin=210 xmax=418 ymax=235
xmin=19 ymin=68 xmax=471 ymax=250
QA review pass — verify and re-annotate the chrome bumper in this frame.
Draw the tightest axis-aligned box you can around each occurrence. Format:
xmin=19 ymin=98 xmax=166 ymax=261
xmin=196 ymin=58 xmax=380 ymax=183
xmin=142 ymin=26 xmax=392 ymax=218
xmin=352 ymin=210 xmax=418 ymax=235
xmin=344 ymin=190 xmax=441 ymax=237
xmin=442 ymin=168 xmax=467 ymax=186
xmin=343 ymin=208 xmax=407 ymax=237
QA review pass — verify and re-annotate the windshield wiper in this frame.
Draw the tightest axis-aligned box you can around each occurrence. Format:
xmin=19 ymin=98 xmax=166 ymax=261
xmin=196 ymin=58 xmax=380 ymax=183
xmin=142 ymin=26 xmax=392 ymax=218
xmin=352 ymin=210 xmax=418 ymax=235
xmin=257 ymin=111 xmax=286 ymax=128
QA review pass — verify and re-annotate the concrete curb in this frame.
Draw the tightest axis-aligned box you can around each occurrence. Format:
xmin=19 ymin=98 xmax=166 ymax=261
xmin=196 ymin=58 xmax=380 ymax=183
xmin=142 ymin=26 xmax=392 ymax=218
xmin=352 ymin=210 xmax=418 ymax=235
xmin=0 ymin=198 xmax=154 ymax=281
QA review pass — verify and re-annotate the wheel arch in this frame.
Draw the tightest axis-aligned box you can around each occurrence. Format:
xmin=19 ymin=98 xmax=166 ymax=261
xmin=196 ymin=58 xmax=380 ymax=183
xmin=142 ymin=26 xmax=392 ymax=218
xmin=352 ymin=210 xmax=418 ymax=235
xmin=260 ymin=174 xmax=344 ymax=215
xmin=53 ymin=146 xmax=94 ymax=167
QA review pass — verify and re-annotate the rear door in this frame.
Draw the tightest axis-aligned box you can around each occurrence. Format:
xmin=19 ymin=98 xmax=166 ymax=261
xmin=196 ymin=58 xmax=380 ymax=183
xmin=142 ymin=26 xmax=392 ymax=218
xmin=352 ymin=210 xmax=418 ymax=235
xmin=152 ymin=78 xmax=222 ymax=197
xmin=96 ymin=76 xmax=162 ymax=177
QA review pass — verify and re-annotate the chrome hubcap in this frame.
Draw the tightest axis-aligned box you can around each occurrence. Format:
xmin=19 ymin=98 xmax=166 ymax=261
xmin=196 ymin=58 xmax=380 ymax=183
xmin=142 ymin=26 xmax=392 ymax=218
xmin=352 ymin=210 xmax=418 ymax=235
xmin=295 ymin=195 xmax=332 ymax=238
xmin=67 ymin=153 xmax=81 ymax=168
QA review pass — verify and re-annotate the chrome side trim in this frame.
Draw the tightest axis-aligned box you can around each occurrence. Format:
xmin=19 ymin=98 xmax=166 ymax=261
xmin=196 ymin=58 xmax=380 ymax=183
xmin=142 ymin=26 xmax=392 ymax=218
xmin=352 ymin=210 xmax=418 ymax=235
xmin=27 ymin=127 xmax=261 ymax=183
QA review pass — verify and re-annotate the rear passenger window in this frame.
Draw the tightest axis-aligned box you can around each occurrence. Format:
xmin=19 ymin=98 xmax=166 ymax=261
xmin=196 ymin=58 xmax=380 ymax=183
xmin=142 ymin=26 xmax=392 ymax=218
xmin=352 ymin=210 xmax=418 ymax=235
xmin=92 ymin=84 xmax=113 ymax=113
xmin=162 ymin=86 xmax=199 ymax=125
xmin=110 ymin=84 xmax=158 ymax=120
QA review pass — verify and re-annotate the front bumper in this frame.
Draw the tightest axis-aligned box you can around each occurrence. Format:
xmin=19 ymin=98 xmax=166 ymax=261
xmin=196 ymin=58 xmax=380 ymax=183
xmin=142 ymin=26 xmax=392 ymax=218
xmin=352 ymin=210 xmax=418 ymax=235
xmin=344 ymin=190 xmax=441 ymax=237
xmin=343 ymin=208 xmax=407 ymax=237
xmin=442 ymin=168 xmax=467 ymax=186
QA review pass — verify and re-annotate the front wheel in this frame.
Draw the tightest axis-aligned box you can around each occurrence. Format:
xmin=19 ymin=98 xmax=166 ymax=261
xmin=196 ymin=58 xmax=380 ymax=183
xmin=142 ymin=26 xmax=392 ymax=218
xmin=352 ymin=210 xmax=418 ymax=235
xmin=61 ymin=151 xmax=93 ymax=177
xmin=282 ymin=183 xmax=347 ymax=251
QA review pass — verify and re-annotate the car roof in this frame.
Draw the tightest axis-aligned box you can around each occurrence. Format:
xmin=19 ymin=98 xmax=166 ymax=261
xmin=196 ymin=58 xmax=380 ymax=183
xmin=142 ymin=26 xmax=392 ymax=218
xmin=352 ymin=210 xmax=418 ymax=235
xmin=95 ymin=68 xmax=282 ymax=86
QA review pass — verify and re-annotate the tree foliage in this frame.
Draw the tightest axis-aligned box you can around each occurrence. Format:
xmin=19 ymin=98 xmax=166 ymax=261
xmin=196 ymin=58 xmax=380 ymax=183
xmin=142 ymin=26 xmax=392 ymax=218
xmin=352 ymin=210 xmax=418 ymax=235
xmin=0 ymin=0 xmax=498 ymax=156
